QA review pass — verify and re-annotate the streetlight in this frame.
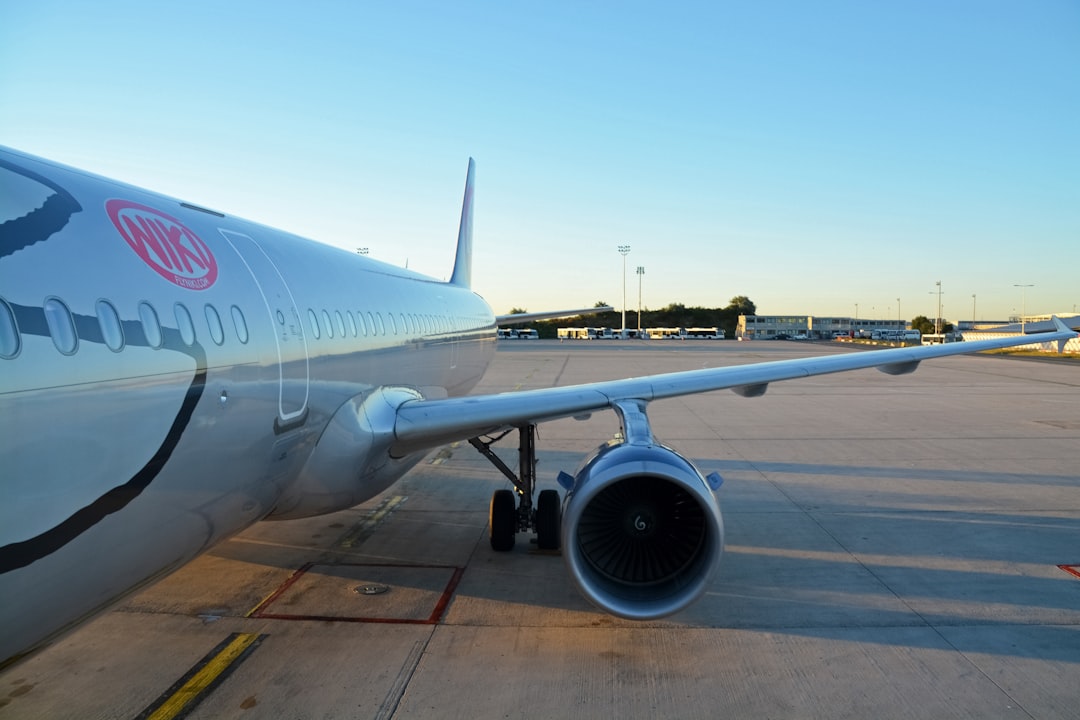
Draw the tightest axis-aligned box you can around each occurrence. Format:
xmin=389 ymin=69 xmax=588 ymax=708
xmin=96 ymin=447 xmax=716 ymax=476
xmin=618 ymin=245 xmax=631 ymax=333
xmin=1014 ymin=284 xmax=1034 ymax=333
xmin=972 ymin=294 xmax=976 ymax=324
xmin=636 ymin=266 xmax=645 ymax=334
xmin=897 ymin=297 xmax=901 ymax=328
xmin=928 ymin=281 xmax=943 ymax=335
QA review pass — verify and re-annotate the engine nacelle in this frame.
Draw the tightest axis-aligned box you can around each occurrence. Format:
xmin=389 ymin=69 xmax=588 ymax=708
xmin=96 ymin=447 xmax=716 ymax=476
xmin=560 ymin=439 xmax=724 ymax=620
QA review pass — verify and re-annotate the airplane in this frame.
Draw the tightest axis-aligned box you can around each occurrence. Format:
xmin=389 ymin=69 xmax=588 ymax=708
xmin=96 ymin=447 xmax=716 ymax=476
xmin=0 ymin=145 xmax=1075 ymax=669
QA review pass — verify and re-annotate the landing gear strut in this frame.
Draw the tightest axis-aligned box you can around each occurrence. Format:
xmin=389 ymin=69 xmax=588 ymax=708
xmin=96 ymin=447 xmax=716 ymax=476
xmin=470 ymin=424 xmax=561 ymax=551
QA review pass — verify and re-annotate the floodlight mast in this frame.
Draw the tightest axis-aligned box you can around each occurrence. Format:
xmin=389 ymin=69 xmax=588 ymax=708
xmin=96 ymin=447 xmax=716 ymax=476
xmin=618 ymin=245 xmax=631 ymax=333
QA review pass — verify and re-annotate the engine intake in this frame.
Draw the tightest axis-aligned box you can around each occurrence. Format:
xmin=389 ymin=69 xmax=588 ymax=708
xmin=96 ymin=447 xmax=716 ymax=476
xmin=561 ymin=440 xmax=724 ymax=620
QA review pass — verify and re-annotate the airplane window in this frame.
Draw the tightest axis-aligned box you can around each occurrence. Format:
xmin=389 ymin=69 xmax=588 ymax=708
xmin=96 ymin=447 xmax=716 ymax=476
xmin=401 ymin=313 xmax=409 ymax=334
xmin=322 ymin=309 xmax=334 ymax=339
xmin=232 ymin=306 xmax=249 ymax=343
xmin=388 ymin=313 xmax=398 ymax=335
xmin=375 ymin=312 xmax=385 ymax=336
xmin=44 ymin=297 xmax=78 ymax=355
xmin=205 ymin=304 xmax=225 ymax=346
xmin=346 ymin=311 xmax=357 ymax=337
xmin=335 ymin=310 xmax=346 ymax=338
xmin=366 ymin=312 xmax=375 ymax=336
xmin=307 ymin=309 xmax=321 ymax=339
xmin=174 ymin=303 xmax=196 ymax=346
xmin=0 ymin=298 xmax=20 ymax=359
xmin=96 ymin=300 xmax=125 ymax=351
xmin=138 ymin=301 xmax=163 ymax=349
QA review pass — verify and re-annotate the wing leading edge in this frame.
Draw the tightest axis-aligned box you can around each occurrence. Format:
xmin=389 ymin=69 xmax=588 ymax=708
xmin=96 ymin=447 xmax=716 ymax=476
xmin=391 ymin=318 xmax=1076 ymax=455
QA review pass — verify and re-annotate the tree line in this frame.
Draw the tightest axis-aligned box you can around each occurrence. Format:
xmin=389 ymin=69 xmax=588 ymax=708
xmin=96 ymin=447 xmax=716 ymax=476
xmin=504 ymin=296 xmax=758 ymax=339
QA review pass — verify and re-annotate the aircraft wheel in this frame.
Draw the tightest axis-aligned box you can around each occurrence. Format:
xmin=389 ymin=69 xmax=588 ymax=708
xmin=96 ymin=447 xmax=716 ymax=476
xmin=489 ymin=489 xmax=516 ymax=551
xmin=536 ymin=489 xmax=561 ymax=550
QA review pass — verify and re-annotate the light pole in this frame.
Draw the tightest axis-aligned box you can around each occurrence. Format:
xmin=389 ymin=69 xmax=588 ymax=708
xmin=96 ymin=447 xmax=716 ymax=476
xmin=1014 ymin=284 xmax=1033 ymax=333
xmin=972 ymin=294 xmax=976 ymax=324
xmin=929 ymin=281 xmax=943 ymax=334
xmin=636 ymin=266 xmax=645 ymax=334
xmin=618 ymin=245 xmax=631 ymax=333
xmin=897 ymin=297 xmax=901 ymax=328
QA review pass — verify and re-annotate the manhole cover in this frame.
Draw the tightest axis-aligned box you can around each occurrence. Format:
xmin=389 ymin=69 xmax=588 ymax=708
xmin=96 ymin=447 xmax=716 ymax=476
xmin=354 ymin=583 xmax=390 ymax=596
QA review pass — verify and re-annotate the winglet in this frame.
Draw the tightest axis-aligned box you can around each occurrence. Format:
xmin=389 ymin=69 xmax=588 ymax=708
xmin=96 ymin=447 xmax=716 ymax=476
xmin=1051 ymin=315 xmax=1076 ymax=354
xmin=449 ymin=158 xmax=476 ymax=288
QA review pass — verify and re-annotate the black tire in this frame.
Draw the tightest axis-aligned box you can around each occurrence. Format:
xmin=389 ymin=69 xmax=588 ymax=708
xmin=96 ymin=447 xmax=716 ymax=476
xmin=536 ymin=489 xmax=561 ymax=550
xmin=489 ymin=489 xmax=516 ymax=551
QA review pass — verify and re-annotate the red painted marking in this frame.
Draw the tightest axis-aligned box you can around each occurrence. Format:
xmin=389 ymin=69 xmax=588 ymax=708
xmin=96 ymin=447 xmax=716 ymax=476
xmin=107 ymin=199 xmax=218 ymax=289
xmin=250 ymin=563 xmax=463 ymax=625
xmin=1059 ymin=565 xmax=1080 ymax=580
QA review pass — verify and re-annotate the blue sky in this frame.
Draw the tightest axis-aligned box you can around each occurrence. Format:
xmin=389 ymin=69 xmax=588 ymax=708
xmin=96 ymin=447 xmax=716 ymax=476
xmin=3 ymin=1 xmax=1078 ymax=321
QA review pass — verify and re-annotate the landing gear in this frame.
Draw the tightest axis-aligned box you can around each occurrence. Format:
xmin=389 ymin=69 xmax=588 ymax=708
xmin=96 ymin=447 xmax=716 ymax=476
xmin=535 ymin=489 xmax=561 ymax=550
xmin=471 ymin=424 xmax=561 ymax=552
xmin=489 ymin=489 xmax=517 ymax=551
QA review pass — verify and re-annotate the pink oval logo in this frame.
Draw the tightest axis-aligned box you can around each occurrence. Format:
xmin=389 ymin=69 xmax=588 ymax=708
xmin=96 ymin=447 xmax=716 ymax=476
xmin=107 ymin=199 xmax=218 ymax=290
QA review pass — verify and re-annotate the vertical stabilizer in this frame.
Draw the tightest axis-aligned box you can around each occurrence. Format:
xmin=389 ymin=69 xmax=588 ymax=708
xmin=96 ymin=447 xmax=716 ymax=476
xmin=449 ymin=158 xmax=475 ymax=288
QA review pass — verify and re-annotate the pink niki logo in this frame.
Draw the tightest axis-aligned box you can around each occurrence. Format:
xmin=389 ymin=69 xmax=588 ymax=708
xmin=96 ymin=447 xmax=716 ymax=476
xmin=107 ymin=199 xmax=218 ymax=290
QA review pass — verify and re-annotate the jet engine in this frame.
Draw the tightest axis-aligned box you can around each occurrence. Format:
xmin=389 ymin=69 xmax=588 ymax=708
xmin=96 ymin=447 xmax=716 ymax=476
xmin=560 ymin=435 xmax=724 ymax=620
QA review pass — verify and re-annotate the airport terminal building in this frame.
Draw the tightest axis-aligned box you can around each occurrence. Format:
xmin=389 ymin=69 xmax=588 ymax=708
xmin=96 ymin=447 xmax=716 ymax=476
xmin=737 ymin=313 xmax=1079 ymax=353
xmin=737 ymin=315 xmax=907 ymax=340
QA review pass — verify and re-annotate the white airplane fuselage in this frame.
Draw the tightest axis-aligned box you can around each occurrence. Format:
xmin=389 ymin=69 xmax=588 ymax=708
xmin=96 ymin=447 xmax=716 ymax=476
xmin=0 ymin=147 xmax=496 ymax=665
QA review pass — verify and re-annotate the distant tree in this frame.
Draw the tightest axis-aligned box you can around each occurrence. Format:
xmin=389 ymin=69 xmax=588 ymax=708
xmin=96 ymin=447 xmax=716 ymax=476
xmin=594 ymin=300 xmax=610 ymax=308
xmin=508 ymin=307 xmax=527 ymax=315
xmin=912 ymin=315 xmax=935 ymax=335
xmin=727 ymin=296 xmax=756 ymax=316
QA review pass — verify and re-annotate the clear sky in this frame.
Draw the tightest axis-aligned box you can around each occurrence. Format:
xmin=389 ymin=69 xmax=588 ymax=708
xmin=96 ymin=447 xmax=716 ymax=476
xmin=3 ymin=1 xmax=1077 ymax=322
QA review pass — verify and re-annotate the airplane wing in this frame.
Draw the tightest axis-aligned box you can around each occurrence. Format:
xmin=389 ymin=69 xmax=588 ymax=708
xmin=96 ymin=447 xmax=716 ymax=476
xmin=391 ymin=317 xmax=1076 ymax=455
xmin=495 ymin=306 xmax=613 ymax=324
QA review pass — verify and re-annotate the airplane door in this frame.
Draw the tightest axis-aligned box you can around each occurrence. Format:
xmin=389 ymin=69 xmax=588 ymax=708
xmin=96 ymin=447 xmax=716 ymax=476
xmin=221 ymin=230 xmax=309 ymax=427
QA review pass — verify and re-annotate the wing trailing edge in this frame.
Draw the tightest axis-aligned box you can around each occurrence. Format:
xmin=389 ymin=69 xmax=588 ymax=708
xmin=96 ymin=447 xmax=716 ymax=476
xmin=495 ymin=306 xmax=614 ymax=325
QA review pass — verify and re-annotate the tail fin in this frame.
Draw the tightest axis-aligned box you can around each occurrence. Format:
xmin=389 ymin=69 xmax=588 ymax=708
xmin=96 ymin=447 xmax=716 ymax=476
xmin=449 ymin=157 xmax=476 ymax=288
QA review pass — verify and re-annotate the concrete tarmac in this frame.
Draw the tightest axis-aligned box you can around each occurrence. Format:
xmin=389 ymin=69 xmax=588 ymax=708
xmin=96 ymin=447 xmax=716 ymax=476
xmin=2 ymin=340 xmax=1078 ymax=719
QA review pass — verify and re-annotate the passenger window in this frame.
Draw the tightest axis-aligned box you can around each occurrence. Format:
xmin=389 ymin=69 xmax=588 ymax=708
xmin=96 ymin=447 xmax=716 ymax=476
xmin=366 ymin=312 xmax=376 ymax=336
xmin=335 ymin=310 xmax=346 ymax=338
xmin=322 ymin=309 xmax=334 ymax=339
xmin=174 ymin=303 xmax=196 ymax=346
xmin=0 ymin=298 xmax=21 ymax=359
xmin=44 ymin=298 xmax=78 ymax=355
xmin=346 ymin=311 xmax=357 ymax=338
xmin=97 ymin=300 xmax=125 ymax=351
xmin=388 ymin=313 xmax=398 ymax=335
xmin=401 ymin=313 xmax=409 ymax=334
xmin=308 ymin=309 xmax=321 ymax=339
xmin=375 ymin=312 xmax=385 ymax=336
xmin=139 ymin=301 xmax=163 ymax=349
xmin=232 ymin=306 xmax=249 ymax=343
xmin=205 ymin=304 xmax=225 ymax=345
